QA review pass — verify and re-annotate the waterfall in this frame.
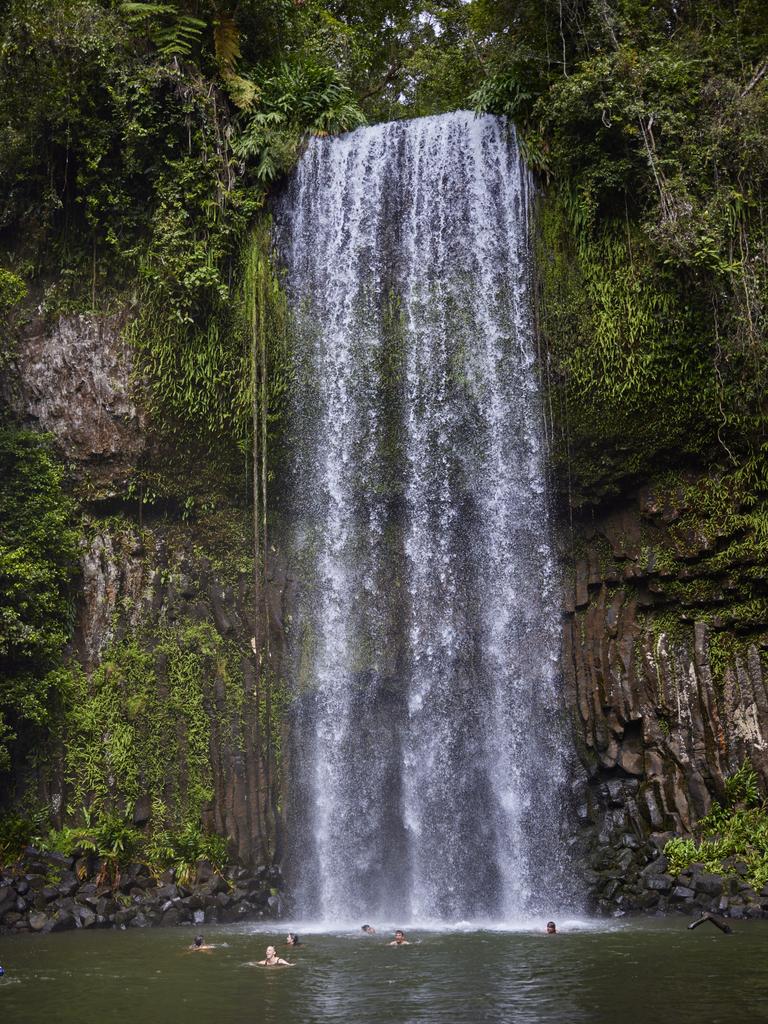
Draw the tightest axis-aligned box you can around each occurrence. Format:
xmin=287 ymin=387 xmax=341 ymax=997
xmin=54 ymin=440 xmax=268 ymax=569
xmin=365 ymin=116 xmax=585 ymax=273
xmin=273 ymin=111 xmax=574 ymax=924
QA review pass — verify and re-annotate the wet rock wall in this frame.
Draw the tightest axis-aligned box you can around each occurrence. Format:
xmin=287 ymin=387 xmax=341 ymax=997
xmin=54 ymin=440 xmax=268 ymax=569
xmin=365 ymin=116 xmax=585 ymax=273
xmin=563 ymin=481 xmax=768 ymax=914
xmin=1 ymin=311 xmax=290 ymax=870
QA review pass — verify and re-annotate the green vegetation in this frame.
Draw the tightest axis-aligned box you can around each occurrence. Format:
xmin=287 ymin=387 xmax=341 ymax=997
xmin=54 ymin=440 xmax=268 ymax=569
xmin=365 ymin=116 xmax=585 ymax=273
xmin=472 ymin=2 xmax=768 ymax=506
xmin=665 ymin=760 xmax=768 ymax=892
xmin=0 ymin=0 xmax=481 ymax=444
xmin=0 ymin=804 xmax=228 ymax=882
xmin=2 ymin=1 xmax=768 ymax=868
xmin=0 ymin=429 xmax=79 ymax=775
xmin=62 ymin=623 xmax=242 ymax=823
xmin=0 ymin=619 xmax=253 ymax=869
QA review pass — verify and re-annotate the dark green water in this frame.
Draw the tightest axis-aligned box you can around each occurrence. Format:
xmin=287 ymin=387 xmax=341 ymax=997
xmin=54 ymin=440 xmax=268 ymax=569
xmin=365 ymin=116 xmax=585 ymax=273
xmin=1 ymin=918 xmax=767 ymax=1024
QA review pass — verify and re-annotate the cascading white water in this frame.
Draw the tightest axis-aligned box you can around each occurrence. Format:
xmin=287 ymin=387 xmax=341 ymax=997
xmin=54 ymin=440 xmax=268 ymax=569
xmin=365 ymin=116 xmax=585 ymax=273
xmin=274 ymin=111 xmax=575 ymax=924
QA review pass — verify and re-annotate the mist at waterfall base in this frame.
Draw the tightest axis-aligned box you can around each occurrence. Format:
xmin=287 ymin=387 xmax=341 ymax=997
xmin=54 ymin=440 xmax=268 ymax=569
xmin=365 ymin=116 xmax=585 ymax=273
xmin=274 ymin=111 xmax=578 ymax=927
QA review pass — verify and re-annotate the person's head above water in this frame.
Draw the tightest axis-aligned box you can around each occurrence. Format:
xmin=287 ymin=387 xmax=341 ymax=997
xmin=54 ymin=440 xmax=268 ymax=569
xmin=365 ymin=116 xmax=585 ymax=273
xmin=286 ymin=933 xmax=300 ymax=946
xmin=546 ymin=921 xmax=557 ymax=934
xmin=390 ymin=929 xmax=410 ymax=945
xmin=266 ymin=945 xmax=277 ymax=958
xmin=194 ymin=935 xmax=204 ymax=947
xmin=361 ymin=924 xmax=376 ymax=934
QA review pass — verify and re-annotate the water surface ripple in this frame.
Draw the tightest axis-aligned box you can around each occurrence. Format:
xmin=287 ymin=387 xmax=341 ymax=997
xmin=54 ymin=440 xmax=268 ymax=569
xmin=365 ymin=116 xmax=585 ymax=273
xmin=1 ymin=920 xmax=767 ymax=1024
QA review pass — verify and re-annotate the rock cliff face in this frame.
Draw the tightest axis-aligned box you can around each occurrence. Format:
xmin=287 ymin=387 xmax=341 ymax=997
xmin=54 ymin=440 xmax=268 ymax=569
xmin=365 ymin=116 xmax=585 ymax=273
xmin=563 ymin=481 xmax=768 ymax=913
xmin=5 ymin=311 xmax=768 ymax=916
xmin=2 ymin=312 xmax=289 ymax=870
xmin=67 ymin=524 xmax=289 ymax=866
xmin=2 ymin=312 xmax=144 ymax=496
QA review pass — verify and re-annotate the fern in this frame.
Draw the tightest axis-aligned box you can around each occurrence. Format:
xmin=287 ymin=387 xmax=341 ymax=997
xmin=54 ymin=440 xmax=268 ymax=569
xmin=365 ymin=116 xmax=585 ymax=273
xmin=213 ymin=10 xmax=240 ymax=75
xmin=233 ymin=61 xmax=365 ymax=181
xmin=121 ymin=2 xmax=206 ymax=59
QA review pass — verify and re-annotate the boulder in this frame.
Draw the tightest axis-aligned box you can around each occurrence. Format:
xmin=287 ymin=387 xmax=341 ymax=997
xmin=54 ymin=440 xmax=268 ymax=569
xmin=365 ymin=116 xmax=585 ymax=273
xmin=97 ymin=896 xmax=117 ymax=917
xmin=114 ymin=907 xmax=137 ymax=926
xmin=692 ymin=872 xmax=723 ymax=897
xmin=646 ymin=874 xmax=674 ymax=893
xmin=0 ymin=888 xmax=15 ymax=917
xmin=57 ymin=872 xmax=79 ymax=897
xmin=24 ymin=848 xmax=74 ymax=872
xmin=78 ymin=908 xmax=97 ymax=929
xmin=640 ymin=855 xmax=669 ymax=878
xmin=670 ymin=885 xmax=695 ymax=902
xmin=48 ymin=910 xmax=76 ymax=932
xmin=198 ymin=875 xmax=228 ymax=898
xmin=194 ymin=860 xmax=214 ymax=885
xmin=29 ymin=912 xmax=48 ymax=932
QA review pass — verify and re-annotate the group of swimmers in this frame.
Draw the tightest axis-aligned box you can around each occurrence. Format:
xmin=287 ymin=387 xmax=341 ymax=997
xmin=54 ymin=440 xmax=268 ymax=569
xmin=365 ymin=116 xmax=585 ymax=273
xmin=187 ymin=921 xmax=558 ymax=967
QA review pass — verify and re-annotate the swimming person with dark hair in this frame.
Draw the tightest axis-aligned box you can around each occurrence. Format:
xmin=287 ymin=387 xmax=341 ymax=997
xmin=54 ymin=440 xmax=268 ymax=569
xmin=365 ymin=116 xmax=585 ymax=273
xmin=188 ymin=935 xmax=214 ymax=951
xmin=286 ymin=933 xmax=301 ymax=946
xmin=258 ymin=945 xmax=294 ymax=967
xmin=388 ymin=930 xmax=410 ymax=946
xmin=361 ymin=924 xmax=376 ymax=935
xmin=546 ymin=921 xmax=557 ymax=935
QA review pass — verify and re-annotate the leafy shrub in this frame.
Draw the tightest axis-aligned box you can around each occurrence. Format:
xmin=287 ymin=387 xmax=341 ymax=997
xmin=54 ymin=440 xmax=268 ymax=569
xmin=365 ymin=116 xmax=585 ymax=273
xmin=0 ymin=809 xmax=47 ymax=865
xmin=43 ymin=808 xmax=228 ymax=885
xmin=147 ymin=819 xmax=229 ymax=886
xmin=665 ymin=760 xmax=768 ymax=892
xmin=0 ymin=429 xmax=78 ymax=773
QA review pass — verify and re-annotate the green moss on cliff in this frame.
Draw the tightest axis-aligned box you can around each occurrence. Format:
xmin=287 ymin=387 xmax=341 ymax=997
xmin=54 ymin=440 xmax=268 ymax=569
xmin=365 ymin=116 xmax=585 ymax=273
xmin=475 ymin=3 xmax=768 ymax=509
xmin=62 ymin=622 xmax=244 ymax=827
xmin=0 ymin=428 xmax=79 ymax=776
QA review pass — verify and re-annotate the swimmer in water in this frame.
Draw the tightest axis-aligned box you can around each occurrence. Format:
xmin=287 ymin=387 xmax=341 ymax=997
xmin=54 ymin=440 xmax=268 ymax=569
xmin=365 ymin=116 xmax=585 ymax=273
xmin=546 ymin=921 xmax=557 ymax=935
xmin=361 ymin=924 xmax=376 ymax=935
xmin=188 ymin=934 xmax=214 ymax=952
xmin=258 ymin=945 xmax=294 ymax=967
xmin=286 ymin=933 xmax=301 ymax=946
xmin=388 ymin=930 xmax=410 ymax=946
